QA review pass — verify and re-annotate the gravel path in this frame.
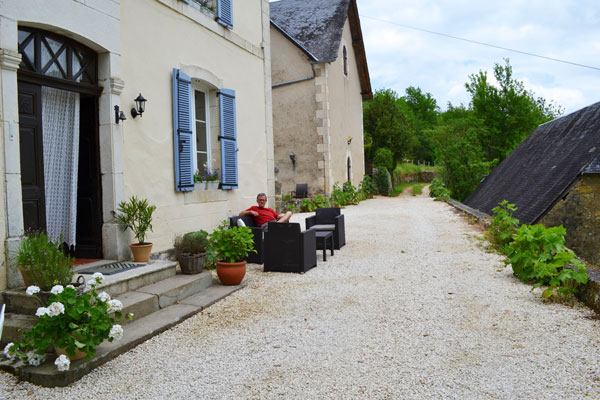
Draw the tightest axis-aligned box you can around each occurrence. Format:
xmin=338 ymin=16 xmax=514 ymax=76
xmin=1 ymin=194 xmax=599 ymax=399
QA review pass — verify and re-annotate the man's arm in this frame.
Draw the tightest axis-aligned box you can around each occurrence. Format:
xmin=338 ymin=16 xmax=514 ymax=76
xmin=239 ymin=209 xmax=258 ymax=217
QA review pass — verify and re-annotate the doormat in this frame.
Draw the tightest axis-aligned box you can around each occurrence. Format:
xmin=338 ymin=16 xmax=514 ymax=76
xmin=78 ymin=262 xmax=146 ymax=276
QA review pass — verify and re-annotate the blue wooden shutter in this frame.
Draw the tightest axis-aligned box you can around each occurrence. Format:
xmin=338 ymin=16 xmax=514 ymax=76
xmin=172 ymin=68 xmax=195 ymax=192
xmin=216 ymin=0 xmax=233 ymax=29
xmin=218 ymin=89 xmax=238 ymax=189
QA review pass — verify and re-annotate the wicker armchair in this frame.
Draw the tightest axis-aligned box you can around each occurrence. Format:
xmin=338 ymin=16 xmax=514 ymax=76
xmin=264 ymin=222 xmax=317 ymax=273
xmin=305 ymin=207 xmax=346 ymax=250
xmin=229 ymin=215 xmax=264 ymax=264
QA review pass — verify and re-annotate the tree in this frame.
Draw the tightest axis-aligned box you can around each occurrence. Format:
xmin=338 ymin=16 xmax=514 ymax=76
xmin=403 ymin=86 xmax=439 ymax=163
xmin=465 ymin=59 xmax=562 ymax=162
xmin=363 ymin=89 xmax=416 ymax=166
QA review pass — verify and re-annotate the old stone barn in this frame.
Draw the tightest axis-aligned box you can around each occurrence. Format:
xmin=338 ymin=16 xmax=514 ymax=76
xmin=464 ymin=101 xmax=600 ymax=265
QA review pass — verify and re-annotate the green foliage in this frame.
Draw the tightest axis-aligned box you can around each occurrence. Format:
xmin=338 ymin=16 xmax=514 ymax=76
xmin=313 ymin=195 xmax=330 ymax=209
xmin=403 ymin=86 xmax=439 ymax=162
xmin=428 ymin=178 xmax=450 ymax=201
xmin=330 ymin=182 xmax=361 ymax=208
xmin=373 ymin=147 xmax=395 ymax=174
xmin=392 ymin=162 xmax=438 ymax=184
xmin=390 ymin=182 xmax=426 ymax=197
xmin=173 ymin=230 xmax=209 ymax=255
xmin=358 ymin=175 xmax=378 ymax=199
xmin=506 ymin=224 xmax=588 ymax=300
xmin=7 ymin=275 xmax=126 ymax=367
xmin=374 ymin=167 xmax=390 ymax=196
xmin=487 ymin=200 xmax=520 ymax=253
xmin=14 ymin=232 xmax=73 ymax=291
xmin=116 ymin=196 xmax=156 ymax=244
xmin=363 ymin=89 xmax=416 ymax=165
xmin=282 ymin=194 xmax=292 ymax=201
xmin=208 ymin=221 xmax=256 ymax=264
xmin=411 ymin=184 xmax=425 ymax=196
xmin=301 ymin=198 xmax=317 ymax=212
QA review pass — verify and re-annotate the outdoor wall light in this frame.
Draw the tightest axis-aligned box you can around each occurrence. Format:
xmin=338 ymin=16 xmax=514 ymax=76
xmin=289 ymin=152 xmax=296 ymax=167
xmin=114 ymin=105 xmax=127 ymax=124
xmin=131 ymin=93 xmax=147 ymax=118
xmin=347 ymin=136 xmax=353 ymax=145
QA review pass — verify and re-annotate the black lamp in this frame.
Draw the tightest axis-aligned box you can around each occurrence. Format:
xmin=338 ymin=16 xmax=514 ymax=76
xmin=289 ymin=152 xmax=296 ymax=167
xmin=114 ymin=105 xmax=126 ymax=124
xmin=131 ymin=93 xmax=147 ymax=118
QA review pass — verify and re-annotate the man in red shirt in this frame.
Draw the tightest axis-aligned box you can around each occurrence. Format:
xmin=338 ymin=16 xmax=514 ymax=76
xmin=239 ymin=193 xmax=292 ymax=227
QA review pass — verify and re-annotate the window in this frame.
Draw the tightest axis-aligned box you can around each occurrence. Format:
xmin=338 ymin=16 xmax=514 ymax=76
xmin=192 ymin=89 xmax=210 ymax=174
xmin=343 ymin=45 xmax=348 ymax=76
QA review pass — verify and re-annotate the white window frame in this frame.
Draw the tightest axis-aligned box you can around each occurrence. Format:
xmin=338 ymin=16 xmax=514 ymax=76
xmin=191 ymin=86 xmax=211 ymax=175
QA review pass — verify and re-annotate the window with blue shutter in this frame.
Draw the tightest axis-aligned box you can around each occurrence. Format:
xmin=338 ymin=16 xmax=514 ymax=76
xmin=216 ymin=0 xmax=233 ymax=29
xmin=172 ymin=68 xmax=195 ymax=192
xmin=218 ymin=89 xmax=238 ymax=189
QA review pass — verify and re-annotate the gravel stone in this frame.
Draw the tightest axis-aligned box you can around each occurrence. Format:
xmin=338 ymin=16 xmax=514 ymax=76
xmin=1 ymin=194 xmax=599 ymax=399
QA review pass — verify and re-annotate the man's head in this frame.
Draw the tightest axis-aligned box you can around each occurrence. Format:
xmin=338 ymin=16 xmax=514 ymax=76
xmin=256 ymin=193 xmax=267 ymax=208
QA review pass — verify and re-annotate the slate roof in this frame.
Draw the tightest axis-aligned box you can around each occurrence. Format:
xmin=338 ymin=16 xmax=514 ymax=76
xmin=464 ymin=101 xmax=600 ymax=224
xmin=270 ymin=0 xmax=350 ymax=63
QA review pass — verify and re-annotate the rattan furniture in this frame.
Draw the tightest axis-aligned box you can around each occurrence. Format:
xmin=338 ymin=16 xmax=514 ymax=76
xmin=305 ymin=207 xmax=346 ymax=250
xmin=264 ymin=222 xmax=317 ymax=273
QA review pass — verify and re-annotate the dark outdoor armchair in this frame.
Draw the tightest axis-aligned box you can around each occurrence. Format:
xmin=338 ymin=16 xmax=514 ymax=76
xmin=264 ymin=222 xmax=317 ymax=273
xmin=229 ymin=215 xmax=264 ymax=264
xmin=305 ymin=207 xmax=346 ymax=250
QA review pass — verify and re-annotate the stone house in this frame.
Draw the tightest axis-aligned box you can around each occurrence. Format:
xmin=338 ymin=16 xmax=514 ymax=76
xmin=269 ymin=0 xmax=372 ymax=198
xmin=464 ymin=102 xmax=600 ymax=265
xmin=0 ymin=0 xmax=274 ymax=290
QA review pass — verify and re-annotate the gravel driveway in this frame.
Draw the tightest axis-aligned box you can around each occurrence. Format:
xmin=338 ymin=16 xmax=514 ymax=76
xmin=2 ymin=194 xmax=599 ymax=399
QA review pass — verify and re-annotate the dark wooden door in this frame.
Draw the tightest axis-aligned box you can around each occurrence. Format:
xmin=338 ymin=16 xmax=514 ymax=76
xmin=18 ymin=82 xmax=46 ymax=232
xmin=75 ymin=95 xmax=102 ymax=258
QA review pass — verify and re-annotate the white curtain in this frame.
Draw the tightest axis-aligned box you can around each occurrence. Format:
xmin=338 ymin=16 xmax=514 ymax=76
xmin=41 ymin=86 xmax=80 ymax=247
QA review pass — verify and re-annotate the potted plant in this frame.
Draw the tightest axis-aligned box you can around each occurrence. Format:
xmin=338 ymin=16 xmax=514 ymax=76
xmin=173 ymin=230 xmax=209 ymax=274
xmin=116 ymin=196 xmax=157 ymax=262
xmin=204 ymin=168 xmax=220 ymax=190
xmin=208 ymin=221 xmax=256 ymax=285
xmin=3 ymin=274 xmax=130 ymax=371
xmin=194 ymin=170 xmax=207 ymax=190
xmin=13 ymin=232 xmax=73 ymax=291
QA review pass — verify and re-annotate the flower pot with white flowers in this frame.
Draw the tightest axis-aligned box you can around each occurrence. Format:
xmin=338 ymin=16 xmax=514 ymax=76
xmin=116 ymin=196 xmax=157 ymax=262
xmin=208 ymin=221 xmax=256 ymax=285
xmin=3 ymin=273 xmax=132 ymax=371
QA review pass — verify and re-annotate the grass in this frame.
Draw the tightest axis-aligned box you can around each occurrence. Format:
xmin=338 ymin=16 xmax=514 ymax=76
xmin=390 ymin=182 xmax=427 ymax=197
xmin=394 ymin=163 xmax=438 ymax=174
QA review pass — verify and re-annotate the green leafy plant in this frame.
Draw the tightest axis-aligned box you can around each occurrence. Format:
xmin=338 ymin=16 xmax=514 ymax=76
xmin=13 ymin=232 xmax=73 ymax=291
xmin=373 ymin=147 xmax=395 ymax=174
xmin=374 ymin=167 xmax=390 ymax=196
xmin=313 ymin=195 xmax=330 ymax=209
xmin=506 ymin=224 xmax=588 ymax=300
xmin=208 ymin=221 xmax=256 ymax=263
xmin=4 ymin=274 xmax=130 ymax=371
xmin=428 ymin=177 xmax=450 ymax=201
xmin=116 ymin=196 xmax=157 ymax=244
xmin=282 ymin=194 xmax=293 ymax=202
xmin=411 ymin=183 xmax=425 ymax=196
xmin=487 ymin=200 xmax=520 ymax=253
xmin=358 ymin=175 xmax=377 ymax=199
xmin=301 ymin=198 xmax=317 ymax=212
xmin=173 ymin=230 xmax=209 ymax=255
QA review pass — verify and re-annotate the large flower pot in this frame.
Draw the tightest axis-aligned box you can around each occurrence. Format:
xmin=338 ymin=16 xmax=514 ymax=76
xmin=54 ymin=344 xmax=86 ymax=361
xmin=130 ymin=243 xmax=153 ymax=262
xmin=178 ymin=252 xmax=206 ymax=274
xmin=216 ymin=261 xmax=246 ymax=285
xmin=18 ymin=265 xmax=33 ymax=287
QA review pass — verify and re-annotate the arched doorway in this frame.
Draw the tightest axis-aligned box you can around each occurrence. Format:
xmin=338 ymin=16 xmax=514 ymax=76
xmin=347 ymin=156 xmax=352 ymax=184
xmin=17 ymin=27 xmax=103 ymax=258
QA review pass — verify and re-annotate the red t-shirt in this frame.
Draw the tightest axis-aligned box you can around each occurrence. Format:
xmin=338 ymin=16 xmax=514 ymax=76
xmin=246 ymin=206 xmax=279 ymax=226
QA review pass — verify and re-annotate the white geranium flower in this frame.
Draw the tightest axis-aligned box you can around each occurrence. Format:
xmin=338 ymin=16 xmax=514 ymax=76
xmin=3 ymin=343 xmax=15 ymax=359
xmin=92 ymin=272 xmax=104 ymax=283
xmin=87 ymin=279 xmax=97 ymax=287
xmin=54 ymin=354 xmax=70 ymax=371
xmin=50 ymin=285 xmax=64 ymax=295
xmin=66 ymin=284 xmax=75 ymax=289
xmin=47 ymin=302 xmax=65 ymax=317
xmin=25 ymin=285 xmax=41 ymax=296
xmin=35 ymin=307 xmax=49 ymax=317
xmin=106 ymin=299 xmax=123 ymax=313
xmin=109 ymin=324 xmax=124 ymax=341
xmin=97 ymin=291 xmax=111 ymax=302
xmin=26 ymin=351 xmax=45 ymax=366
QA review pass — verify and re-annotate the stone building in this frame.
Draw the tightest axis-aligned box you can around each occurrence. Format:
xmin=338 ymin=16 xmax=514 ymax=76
xmin=0 ymin=0 xmax=274 ymax=289
xmin=269 ymin=0 xmax=372 ymax=197
xmin=464 ymin=102 xmax=600 ymax=265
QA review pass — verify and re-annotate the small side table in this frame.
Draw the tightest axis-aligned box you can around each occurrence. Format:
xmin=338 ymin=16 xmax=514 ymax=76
xmin=315 ymin=231 xmax=334 ymax=261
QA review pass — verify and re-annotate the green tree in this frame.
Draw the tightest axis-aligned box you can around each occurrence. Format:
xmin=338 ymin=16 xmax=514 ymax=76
xmin=403 ymin=86 xmax=439 ymax=163
xmin=363 ymin=89 xmax=416 ymax=166
xmin=465 ymin=59 xmax=562 ymax=162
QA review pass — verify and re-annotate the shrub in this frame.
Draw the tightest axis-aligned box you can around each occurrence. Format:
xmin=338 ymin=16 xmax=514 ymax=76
xmin=374 ymin=167 xmax=390 ymax=196
xmin=358 ymin=175 xmax=377 ymax=199
xmin=313 ymin=195 xmax=330 ymax=209
xmin=373 ymin=147 xmax=395 ymax=174
xmin=487 ymin=200 xmax=519 ymax=253
xmin=173 ymin=230 xmax=209 ymax=255
xmin=208 ymin=221 xmax=255 ymax=264
xmin=428 ymin=178 xmax=450 ymax=201
xmin=301 ymin=198 xmax=316 ymax=212
xmin=116 ymin=196 xmax=156 ymax=244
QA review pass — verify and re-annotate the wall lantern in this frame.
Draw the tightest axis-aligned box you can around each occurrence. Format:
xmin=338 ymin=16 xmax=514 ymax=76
xmin=131 ymin=93 xmax=147 ymax=118
xmin=289 ymin=152 xmax=296 ymax=168
xmin=347 ymin=136 xmax=353 ymax=145
xmin=114 ymin=105 xmax=127 ymax=124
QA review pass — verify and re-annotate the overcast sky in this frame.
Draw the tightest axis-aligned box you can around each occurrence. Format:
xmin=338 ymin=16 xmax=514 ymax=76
xmin=354 ymin=0 xmax=600 ymax=114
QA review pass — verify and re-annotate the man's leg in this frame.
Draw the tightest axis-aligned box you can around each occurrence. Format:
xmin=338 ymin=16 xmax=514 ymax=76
xmin=278 ymin=211 xmax=292 ymax=223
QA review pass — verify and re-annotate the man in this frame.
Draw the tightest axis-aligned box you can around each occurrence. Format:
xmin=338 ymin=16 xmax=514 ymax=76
xmin=239 ymin=193 xmax=292 ymax=227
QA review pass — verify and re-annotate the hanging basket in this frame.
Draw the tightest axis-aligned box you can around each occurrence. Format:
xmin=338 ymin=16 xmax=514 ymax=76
xmin=177 ymin=252 xmax=206 ymax=274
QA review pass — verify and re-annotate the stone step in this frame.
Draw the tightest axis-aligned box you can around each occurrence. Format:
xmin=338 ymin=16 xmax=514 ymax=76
xmin=0 ymin=282 xmax=245 ymax=388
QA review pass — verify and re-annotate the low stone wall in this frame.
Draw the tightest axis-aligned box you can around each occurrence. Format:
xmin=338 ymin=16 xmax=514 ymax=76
xmin=392 ymin=170 xmax=439 ymax=186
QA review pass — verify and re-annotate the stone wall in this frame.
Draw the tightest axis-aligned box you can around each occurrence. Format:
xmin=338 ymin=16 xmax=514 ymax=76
xmin=539 ymin=174 xmax=600 ymax=265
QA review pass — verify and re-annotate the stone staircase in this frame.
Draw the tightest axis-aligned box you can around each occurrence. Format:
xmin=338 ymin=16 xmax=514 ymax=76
xmin=0 ymin=260 xmax=244 ymax=387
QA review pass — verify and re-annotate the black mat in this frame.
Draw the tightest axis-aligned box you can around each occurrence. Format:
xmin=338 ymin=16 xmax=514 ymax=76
xmin=78 ymin=262 xmax=146 ymax=276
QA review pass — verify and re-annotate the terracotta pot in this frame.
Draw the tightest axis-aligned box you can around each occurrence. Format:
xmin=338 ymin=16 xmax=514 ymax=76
xmin=18 ymin=265 xmax=33 ymax=287
xmin=130 ymin=243 xmax=153 ymax=262
xmin=216 ymin=261 xmax=246 ymax=285
xmin=54 ymin=343 xmax=86 ymax=361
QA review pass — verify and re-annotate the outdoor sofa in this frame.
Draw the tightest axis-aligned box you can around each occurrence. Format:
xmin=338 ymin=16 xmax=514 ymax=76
xmin=305 ymin=207 xmax=346 ymax=250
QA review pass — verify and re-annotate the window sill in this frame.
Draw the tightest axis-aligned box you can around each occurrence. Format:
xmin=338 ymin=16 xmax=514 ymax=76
xmin=183 ymin=184 xmax=228 ymax=204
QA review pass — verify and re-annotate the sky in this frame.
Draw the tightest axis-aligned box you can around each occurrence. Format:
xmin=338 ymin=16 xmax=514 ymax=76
xmin=354 ymin=0 xmax=600 ymax=114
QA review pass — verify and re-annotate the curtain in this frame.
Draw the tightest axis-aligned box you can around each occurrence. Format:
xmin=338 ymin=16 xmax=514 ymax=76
xmin=41 ymin=86 xmax=80 ymax=247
